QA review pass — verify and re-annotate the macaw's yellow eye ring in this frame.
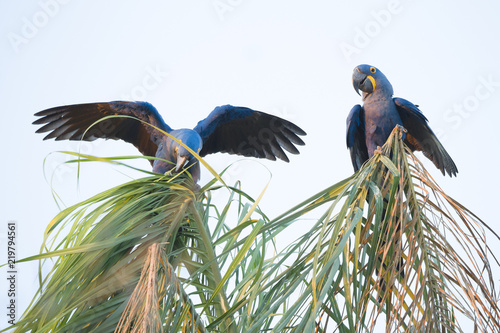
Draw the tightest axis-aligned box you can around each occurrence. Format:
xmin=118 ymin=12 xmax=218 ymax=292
xmin=370 ymin=67 xmax=376 ymax=73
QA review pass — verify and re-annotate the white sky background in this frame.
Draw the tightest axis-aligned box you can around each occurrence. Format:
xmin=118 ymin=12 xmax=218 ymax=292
xmin=1 ymin=0 xmax=500 ymax=330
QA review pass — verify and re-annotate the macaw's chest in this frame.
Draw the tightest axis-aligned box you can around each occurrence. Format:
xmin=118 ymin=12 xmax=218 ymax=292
xmin=363 ymin=102 xmax=403 ymax=146
xmin=365 ymin=117 xmax=395 ymax=137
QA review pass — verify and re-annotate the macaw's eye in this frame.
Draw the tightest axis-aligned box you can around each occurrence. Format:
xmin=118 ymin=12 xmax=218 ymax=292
xmin=370 ymin=67 xmax=376 ymax=73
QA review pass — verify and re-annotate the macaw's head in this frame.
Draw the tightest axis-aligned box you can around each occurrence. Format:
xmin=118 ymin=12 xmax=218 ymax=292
xmin=352 ymin=64 xmax=393 ymax=98
xmin=168 ymin=129 xmax=203 ymax=172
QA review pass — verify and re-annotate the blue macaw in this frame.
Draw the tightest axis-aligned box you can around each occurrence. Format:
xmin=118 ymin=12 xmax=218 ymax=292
xmin=347 ymin=64 xmax=458 ymax=177
xmin=34 ymin=102 xmax=306 ymax=182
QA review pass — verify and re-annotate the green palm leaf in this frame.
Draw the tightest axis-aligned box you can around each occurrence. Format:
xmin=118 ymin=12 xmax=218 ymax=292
xmin=6 ymin=153 xmax=269 ymax=332
xmin=8 ymin=175 xmax=205 ymax=332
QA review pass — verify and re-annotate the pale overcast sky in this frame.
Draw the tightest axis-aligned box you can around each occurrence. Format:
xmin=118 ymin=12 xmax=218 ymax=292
xmin=2 ymin=1 xmax=500 ymax=330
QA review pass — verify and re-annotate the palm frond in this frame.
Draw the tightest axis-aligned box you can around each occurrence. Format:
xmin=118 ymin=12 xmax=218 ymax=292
xmin=115 ymin=242 xmax=205 ymax=333
xmin=4 ymin=127 xmax=499 ymax=333
xmin=231 ymin=127 xmax=500 ymax=332
xmin=7 ymin=173 xmax=217 ymax=332
xmin=7 ymin=150 xmax=271 ymax=332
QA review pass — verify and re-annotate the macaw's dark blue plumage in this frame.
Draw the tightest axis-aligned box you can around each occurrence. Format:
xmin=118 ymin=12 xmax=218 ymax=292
xmin=34 ymin=102 xmax=306 ymax=182
xmin=347 ymin=64 xmax=458 ymax=177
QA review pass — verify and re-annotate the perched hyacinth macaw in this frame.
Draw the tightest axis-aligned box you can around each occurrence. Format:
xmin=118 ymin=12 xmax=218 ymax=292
xmin=34 ymin=102 xmax=306 ymax=182
xmin=347 ymin=64 xmax=458 ymax=177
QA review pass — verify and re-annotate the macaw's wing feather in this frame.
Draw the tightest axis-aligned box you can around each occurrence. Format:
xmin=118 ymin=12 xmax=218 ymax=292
xmin=346 ymin=104 xmax=369 ymax=171
xmin=33 ymin=101 xmax=172 ymax=164
xmin=394 ymin=97 xmax=458 ymax=177
xmin=193 ymin=105 xmax=306 ymax=162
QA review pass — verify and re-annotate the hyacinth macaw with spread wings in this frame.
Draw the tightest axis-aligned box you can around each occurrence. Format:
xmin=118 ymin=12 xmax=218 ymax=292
xmin=34 ymin=102 xmax=306 ymax=182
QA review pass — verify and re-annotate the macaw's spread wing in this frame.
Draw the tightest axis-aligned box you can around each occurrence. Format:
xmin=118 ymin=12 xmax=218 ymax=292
xmin=193 ymin=105 xmax=306 ymax=162
xmin=33 ymin=101 xmax=172 ymax=163
xmin=394 ymin=98 xmax=458 ymax=177
xmin=346 ymin=104 xmax=369 ymax=171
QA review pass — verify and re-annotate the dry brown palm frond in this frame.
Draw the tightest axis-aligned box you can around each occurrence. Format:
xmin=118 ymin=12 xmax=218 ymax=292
xmin=233 ymin=127 xmax=500 ymax=332
xmin=116 ymin=243 xmax=205 ymax=333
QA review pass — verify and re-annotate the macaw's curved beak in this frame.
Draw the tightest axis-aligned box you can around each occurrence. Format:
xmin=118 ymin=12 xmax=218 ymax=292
xmin=352 ymin=69 xmax=376 ymax=95
xmin=175 ymin=156 xmax=189 ymax=173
